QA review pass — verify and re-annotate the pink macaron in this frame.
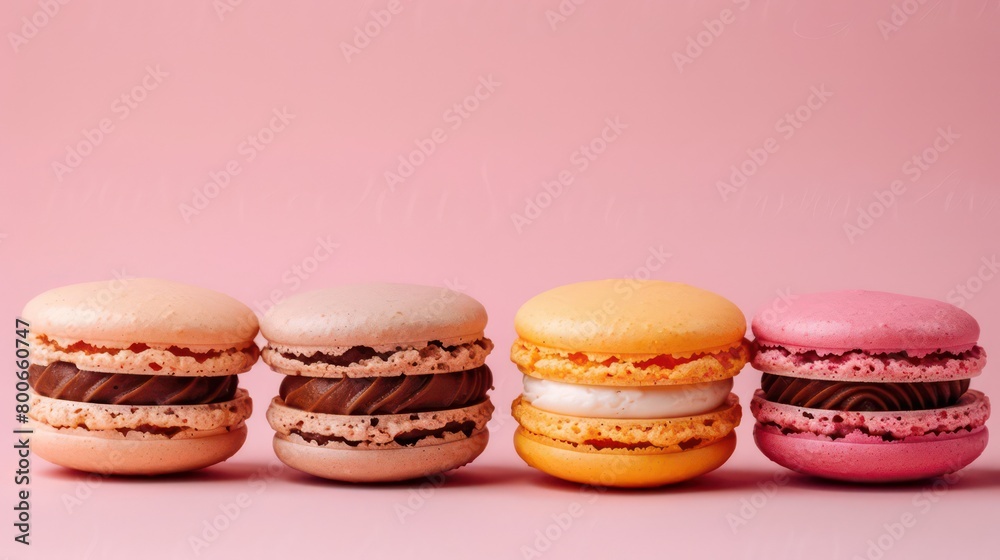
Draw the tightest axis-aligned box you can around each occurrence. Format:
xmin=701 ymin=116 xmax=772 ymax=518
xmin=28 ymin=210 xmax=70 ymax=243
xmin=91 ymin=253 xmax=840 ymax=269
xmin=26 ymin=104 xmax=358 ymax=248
xmin=749 ymin=290 xmax=990 ymax=482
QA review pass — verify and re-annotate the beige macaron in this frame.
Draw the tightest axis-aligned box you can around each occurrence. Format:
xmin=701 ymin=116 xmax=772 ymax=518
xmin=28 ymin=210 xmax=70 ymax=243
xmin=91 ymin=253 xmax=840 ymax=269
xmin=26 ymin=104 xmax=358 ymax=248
xmin=23 ymin=278 xmax=258 ymax=475
xmin=260 ymin=283 xmax=495 ymax=482
xmin=261 ymin=282 xmax=491 ymax=377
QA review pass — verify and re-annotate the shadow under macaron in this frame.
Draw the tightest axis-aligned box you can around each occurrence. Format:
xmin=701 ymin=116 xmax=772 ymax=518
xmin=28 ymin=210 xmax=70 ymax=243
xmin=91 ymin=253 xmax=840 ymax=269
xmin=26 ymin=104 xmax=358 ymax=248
xmin=515 ymin=466 xmax=793 ymax=495
xmin=272 ymin=463 xmax=533 ymax=489
xmin=37 ymin=460 xmax=270 ymax=484
xmin=775 ymin=467 xmax=1000 ymax=493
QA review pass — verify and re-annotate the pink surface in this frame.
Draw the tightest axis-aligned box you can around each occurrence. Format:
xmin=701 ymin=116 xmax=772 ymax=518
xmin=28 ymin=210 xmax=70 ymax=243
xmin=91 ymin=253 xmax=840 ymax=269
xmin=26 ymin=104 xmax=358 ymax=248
xmin=754 ymin=424 xmax=989 ymax=483
xmin=751 ymin=390 xmax=990 ymax=441
xmin=752 ymin=290 xmax=981 ymax=356
xmin=751 ymin=345 xmax=986 ymax=382
xmin=3 ymin=1 xmax=1000 ymax=559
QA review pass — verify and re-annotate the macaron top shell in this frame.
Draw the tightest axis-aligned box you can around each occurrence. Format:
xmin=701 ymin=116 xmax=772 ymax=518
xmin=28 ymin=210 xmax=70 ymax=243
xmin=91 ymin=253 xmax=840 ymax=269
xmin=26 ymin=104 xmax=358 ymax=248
xmin=514 ymin=280 xmax=746 ymax=355
xmin=752 ymin=290 xmax=979 ymax=357
xmin=261 ymin=283 xmax=487 ymax=349
xmin=22 ymin=278 xmax=259 ymax=349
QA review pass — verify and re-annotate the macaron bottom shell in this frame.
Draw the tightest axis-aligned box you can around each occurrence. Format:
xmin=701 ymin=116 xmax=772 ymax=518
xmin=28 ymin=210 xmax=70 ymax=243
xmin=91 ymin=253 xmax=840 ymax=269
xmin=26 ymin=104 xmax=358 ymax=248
xmin=514 ymin=429 xmax=737 ymax=488
xmin=30 ymin=422 xmax=248 ymax=475
xmin=266 ymin=397 xmax=494 ymax=482
xmin=273 ymin=429 xmax=489 ymax=483
xmin=753 ymin=423 xmax=988 ymax=483
xmin=28 ymin=388 xmax=253 ymax=475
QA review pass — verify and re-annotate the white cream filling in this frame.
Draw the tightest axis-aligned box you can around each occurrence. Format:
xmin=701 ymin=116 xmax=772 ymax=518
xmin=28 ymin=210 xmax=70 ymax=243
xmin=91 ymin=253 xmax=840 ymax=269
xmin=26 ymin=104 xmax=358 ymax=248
xmin=522 ymin=376 xmax=733 ymax=419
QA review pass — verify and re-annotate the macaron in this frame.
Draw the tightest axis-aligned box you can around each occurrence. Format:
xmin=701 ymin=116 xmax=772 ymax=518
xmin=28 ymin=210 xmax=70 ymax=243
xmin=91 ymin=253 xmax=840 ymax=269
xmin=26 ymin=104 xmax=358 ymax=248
xmin=510 ymin=280 xmax=748 ymax=487
xmin=260 ymin=283 xmax=495 ymax=482
xmin=23 ymin=278 xmax=258 ymax=475
xmin=750 ymin=290 xmax=990 ymax=482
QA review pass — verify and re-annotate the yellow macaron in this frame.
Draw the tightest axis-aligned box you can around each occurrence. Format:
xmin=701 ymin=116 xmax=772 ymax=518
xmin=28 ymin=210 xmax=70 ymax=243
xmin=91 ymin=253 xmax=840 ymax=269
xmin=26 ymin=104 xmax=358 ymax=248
xmin=510 ymin=280 xmax=747 ymax=487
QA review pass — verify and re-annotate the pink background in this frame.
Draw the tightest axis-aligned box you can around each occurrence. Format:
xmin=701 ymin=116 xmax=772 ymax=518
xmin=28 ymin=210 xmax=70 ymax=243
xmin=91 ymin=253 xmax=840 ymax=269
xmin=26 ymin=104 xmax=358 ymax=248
xmin=3 ymin=1 xmax=999 ymax=558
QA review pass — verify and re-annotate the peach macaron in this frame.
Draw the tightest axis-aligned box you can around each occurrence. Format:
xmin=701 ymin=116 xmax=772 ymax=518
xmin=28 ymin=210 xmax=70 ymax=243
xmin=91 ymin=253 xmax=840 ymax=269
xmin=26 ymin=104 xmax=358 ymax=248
xmin=23 ymin=278 xmax=258 ymax=475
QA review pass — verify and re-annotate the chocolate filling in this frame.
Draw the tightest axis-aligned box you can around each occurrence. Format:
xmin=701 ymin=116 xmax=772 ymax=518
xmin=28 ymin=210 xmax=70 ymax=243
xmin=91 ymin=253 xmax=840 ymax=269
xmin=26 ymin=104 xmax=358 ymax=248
xmin=290 ymin=420 xmax=477 ymax=448
xmin=761 ymin=372 xmax=970 ymax=411
xmin=114 ymin=424 xmax=185 ymax=437
xmin=279 ymin=365 xmax=493 ymax=415
xmin=29 ymin=362 xmax=239 ymax=405
xmin=281 ymin=339 xmax=488 ymax=367
xmin=289 ymin=431 xmax=361 ymax=448
xmin=393 ymin=421 xmax=477 ymax=446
